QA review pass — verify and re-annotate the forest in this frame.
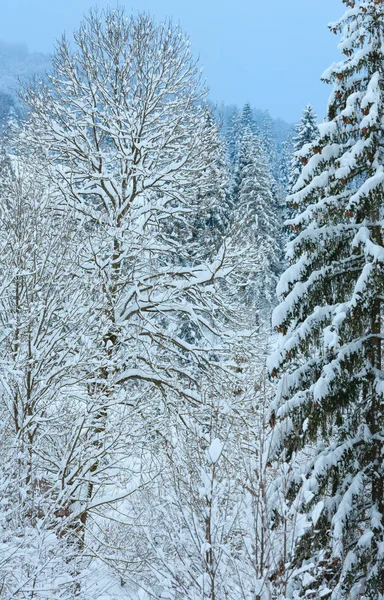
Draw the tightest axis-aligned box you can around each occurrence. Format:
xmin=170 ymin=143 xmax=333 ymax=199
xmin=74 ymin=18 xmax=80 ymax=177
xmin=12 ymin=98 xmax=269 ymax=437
xmin=0 ymin=1 xmax=383 ymax=599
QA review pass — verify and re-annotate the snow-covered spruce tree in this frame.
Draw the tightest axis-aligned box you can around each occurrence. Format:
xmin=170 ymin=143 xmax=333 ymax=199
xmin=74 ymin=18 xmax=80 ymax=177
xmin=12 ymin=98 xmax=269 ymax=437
xmin=23 ymin=8 xmax=236 ymax=553
xmin=226 ymin=108 xmax=241 ymax=164
xmin=287 ymin=104 xmax=319 ymax=194
xmin=226 ymin=102 xmax=257 ymax=164
xmin=258 ymin=110 xmax=279 ymax=180
xmin=284 ymin=106 xmax=319 ymax=246
xmin=279 ymin=133 xmax=294 ymax=195
xmin=257 ymin=109 xmax=285 ymax=266
xmin=186 ymin=107 xmax=233 ymax=260
xmin=232 ymin=127 xmax=280 ymax=311
xmin=269 ymin=1 xmax=384 ymax=597
xmin=241 ymin=102 xmax=257 ymax=133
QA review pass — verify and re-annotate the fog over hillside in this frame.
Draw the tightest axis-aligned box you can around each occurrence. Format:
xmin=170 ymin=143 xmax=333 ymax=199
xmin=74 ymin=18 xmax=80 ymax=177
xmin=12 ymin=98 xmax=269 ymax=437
xmin=0 ymin=40 xmax=50 ymax=123
xmin=0 ymin=39 xmax=294 ymax=138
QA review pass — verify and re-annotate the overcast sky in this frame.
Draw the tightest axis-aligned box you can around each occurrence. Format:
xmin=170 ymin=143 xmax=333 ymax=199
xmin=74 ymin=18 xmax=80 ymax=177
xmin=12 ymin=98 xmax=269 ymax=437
xmin=1 ymin=0 xmax=342 ymax=123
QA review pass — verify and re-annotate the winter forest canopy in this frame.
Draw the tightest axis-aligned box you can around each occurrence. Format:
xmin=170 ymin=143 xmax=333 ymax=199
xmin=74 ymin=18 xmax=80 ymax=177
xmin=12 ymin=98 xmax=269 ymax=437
xmin=0 ymin=1 xmax=384 ymax=599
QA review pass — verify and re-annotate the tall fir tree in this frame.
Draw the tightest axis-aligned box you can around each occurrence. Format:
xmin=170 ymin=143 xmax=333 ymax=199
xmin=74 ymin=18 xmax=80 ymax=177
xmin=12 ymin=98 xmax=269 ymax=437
xmin=241 ymin=102 xmax=256 ymax=132
xmin=258 ymin=109 xmax=286 ymax=266
xmin=188 ymin=107 xmax=233 ymax=260
xmin=226 ymin=103 xmax=256 ymax=164
xmin=285 ymin=106 xmax=319 ymax=244
xmin=269 ymin=1 xmax=384 ymax=598
xmin=287 ymin=104 xmax=319 ymax=194
xmin=279 ymin=132 xmax=294 ymax=194
xmin=232 ymin=127 xmax=280 ymax=310
xmin=259 ymin=109 xmax=279 ymax=180
xmin=226 ymin=109 xmax=241 ymax=164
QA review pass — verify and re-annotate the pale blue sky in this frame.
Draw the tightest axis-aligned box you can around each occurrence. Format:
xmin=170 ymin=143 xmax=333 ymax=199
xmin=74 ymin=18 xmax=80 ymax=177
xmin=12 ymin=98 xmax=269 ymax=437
xmin=1 ymin=0 xmax=342 ymax=122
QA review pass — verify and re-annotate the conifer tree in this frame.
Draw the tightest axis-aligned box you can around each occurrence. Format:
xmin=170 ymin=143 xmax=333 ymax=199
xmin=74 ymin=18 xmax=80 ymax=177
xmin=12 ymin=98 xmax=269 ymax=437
xmin=232 ymin=127 xmax=280 ymax=310
xmin=226 ymin=103 xmax=256 ymax=164
xmin=285 ymin=106 xmax=319 ymax=245
xmin=279 ymin=133 xmax=294 ymax=194
xmin=287 ymin=104 xmax=319 ymax=194
xmin=269 ymin=2 xmax=384 ymax=597
xmin=259 ymin=110 xmax=279 ymax=179
xmin=226 ymin=109 xmax=241 ymax=164
xmin=188 ymin=108 xmax=233 ymax=260
xmin=257 ymin=109 xmax=285 ymax=263
xmin=241 ymin=102 xmax=256 ymax=132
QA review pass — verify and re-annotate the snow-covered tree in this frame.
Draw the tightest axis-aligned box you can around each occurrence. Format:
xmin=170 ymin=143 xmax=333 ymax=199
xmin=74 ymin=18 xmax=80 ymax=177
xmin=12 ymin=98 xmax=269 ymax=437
xmin=187 ymin=108 xmax=233 ymax=260
xmin=135 ymin=382 xmax=242 ymax=600
xmin=284 ymin=106 xmax=319 ymax=246
xmin=241 ymin=102 xmax=256 ymax=133
xmin=122 ymin=264 xmax=275 ymax=600
xmin=258 ymin=110 xmax=279 ymax=180
xmin=21 ymin=8 xmax=238 ymax=568
xmin=287 ymin=104 xmax=319 ymax=194
xmin=0 ymin=150 xmax=90 ymax=597
xmin=227 ymin=362 xmax=274 ymax=600
xmin=279 ymin=133 xmax=294 ymax=194
xmin=226 ymin=103 xmax=257 ymax=164
xmin=226 ymin=109 xmax=241 ymax=164
xmin=232 ymin=127 xmax=281 ymax=311
xmin=269 ymin=1 xmax=384 ymax=597
xmin=258 ymin=110 xmax=286 ymax=266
